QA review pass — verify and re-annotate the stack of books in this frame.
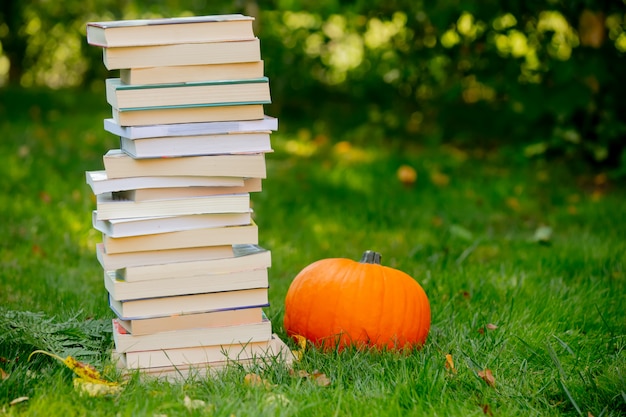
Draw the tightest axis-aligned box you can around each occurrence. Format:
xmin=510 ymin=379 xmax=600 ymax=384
xmin=85 ymin=14 xmax=291 ymax=379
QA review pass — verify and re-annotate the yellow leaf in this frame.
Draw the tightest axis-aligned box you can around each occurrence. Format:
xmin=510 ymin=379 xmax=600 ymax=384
xmin=0 ymin=368 xmax=8 ymax=380
xmin=73 ymin=378 xmax=122 ymax=397
xmin=29 ymin=350 xmax=120 ymax=387
xmin=244 ymin=373 xmax=272 ymax=388
xmin=291 ymin=335 xmax=307 ymax=361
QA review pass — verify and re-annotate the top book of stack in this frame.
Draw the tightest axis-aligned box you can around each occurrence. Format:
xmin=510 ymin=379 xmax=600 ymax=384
xmin=86 ymin=14 xmax=255 ymax=47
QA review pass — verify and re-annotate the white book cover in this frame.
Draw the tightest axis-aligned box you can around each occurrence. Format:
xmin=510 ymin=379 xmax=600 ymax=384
xmin=86 ymin=170 xmax=244 ymax=195
xmin=104 ymin=116 xmax=278 ymax=139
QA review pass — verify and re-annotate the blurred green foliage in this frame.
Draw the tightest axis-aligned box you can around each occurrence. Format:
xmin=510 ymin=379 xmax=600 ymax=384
xmin=1 ymin=0 xmax=625 ymax=173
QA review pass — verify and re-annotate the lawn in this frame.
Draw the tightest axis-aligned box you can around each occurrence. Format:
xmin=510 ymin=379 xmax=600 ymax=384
xmin=0 ymin=88 xmax=624 ymax=416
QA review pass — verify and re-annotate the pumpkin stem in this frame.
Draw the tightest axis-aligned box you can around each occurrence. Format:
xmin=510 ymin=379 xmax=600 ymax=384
xmin=360 ymin=250 xmax=382 ymax=265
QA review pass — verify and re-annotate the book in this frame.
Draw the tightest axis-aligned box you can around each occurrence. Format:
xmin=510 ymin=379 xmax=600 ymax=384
xmin=112 ymin=334 xmax=293 ymax=378
xmin=109 ymin=287 xmax=269 ymax=320
xmin=113 ymin=244 xmax=270 ymax=282
xmin=120 ymin=131 xmax=273 ymax=158
xmin=112 ymin=103 xmax=265 ymax=126
xmin=96 ymin=243 xmax=235 ymax=270
xmin=112 ymin=317 xmax=272 ymax=352
xmin=104 ymin=116 xmax=278 ymax=139
xmin=106 ymin=78 xmax=271 ymax=111
xmin=117 ymin=306 xmax=265 ymax=335
xmin=103 ymin=149 xmax=267 ymax=179
xmin=86 ymin=170 xmax=243 ymax=195
xmin=102 ymin=38 xmax=261 ymax=70
xmin=95 ymin=192 xmax=251 ymax=221
xmin=102 ymin=222 xmax=258 ymax=254
xmin=87 ymin=14 xmax=255 ymax=48
xmin=117 ymin=178 xmax=262 ymax=202
xmin=93 ymin=211 xmax=252 ymax=238
xmin=121 ymin=337 xmax=284 ymax=369
xmin=105 ymin=267 xmax=269 ymax=301
xmin=119 ymin=61 xmax=264 ymax=85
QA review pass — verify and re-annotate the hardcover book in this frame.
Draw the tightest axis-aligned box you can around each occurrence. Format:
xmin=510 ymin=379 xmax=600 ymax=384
xmin=93 ymin=211 xmax=253 ymax=238
xmin=112 ymin=317 xmax=272 ymax=352
xmin=113 ymin=244 xmax=270 ymax=282
xmin=119 ymin=61 xmax=264 ymax=85
xmin=117 ymin=306 xmax=265 ymax=336
xmin=103 ymin=116 xmax=278 ymax=139
xmin=105 ymin=77 xmax=271 ymax=111
xmin=87 ymin=14 xmax=256 ymax=47
xmin=104 ymin=267 xmax=269 ymax=301
xmin=112 ymin=103 xmax=265 ymax=126
xmin=95 ymin=192 xmax=251 ymax=221
xmin=102 ymin=149 xmax=267 ymax=179
xmin=96 ymin=243 xmax=235 ymax=270
xmin=102 ymin=38 xmax=261 ymax=70
xmin=109 ymin=287 xmax=270 ymax=320
xmin=86 ymin=170 xmax=244 ymax=195
xmin=120 ymin=131 xmax=272 ymax=158
xmin=101 ymin=222 xmax=258 ymax=254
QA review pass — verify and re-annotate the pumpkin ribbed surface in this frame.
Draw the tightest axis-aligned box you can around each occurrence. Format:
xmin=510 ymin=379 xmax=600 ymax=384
xmin=283 ymin=251 xmax=431 ymax=350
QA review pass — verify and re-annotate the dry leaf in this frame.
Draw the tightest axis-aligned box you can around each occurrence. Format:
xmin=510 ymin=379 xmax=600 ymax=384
xmin=445 ymin=354 xmax=456 ymax=374
xmin=28 ymin=350 xmax=121 ymax=395
xmin=505 ymin=197 xmax=520 ymax=211
xmin=293 ymin=369 xmax=331 ymax=386
xmin=310 ymin=371 xmax=331 ymax=387
xmin=184 ymin=395 xmax=208 ymax=411
xmin=263 ymin=393 xmax=291 ymax=407
xmin=397 ymin=165 xmax=417 ymax=187
xmin=481 ymin=403 xmax=494 ymax=415
xmin=478 ymin=369 xmax=496 ymax=387
xmin=73 ymin=378 xmax=122 ymax=397
xmin=0 ymin=368 xmax=8 ymax=380
xmin=579 ymin=10 xmax=605 ymax=48
xmin=9 ymin=397 xmax=28 ymax=406
xmin=486 ymin=323 xmax=498 ymax=331
xmin=430 ymin=171 xmax=450 ymax=187
xmin=244 ymin=373 xmax=272 ymax=388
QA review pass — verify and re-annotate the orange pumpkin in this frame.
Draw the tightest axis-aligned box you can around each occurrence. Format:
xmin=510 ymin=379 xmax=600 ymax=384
xmin=283 ymin=250 xmax=430 ymax=350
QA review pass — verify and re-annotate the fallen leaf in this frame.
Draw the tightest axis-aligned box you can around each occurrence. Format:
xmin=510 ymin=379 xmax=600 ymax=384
xmin=244 ymin=373 xmax=272 ymax=388
xmin=291 ymin=334 xmax=307 ymax=361
xmin=481 ymin=403 xmax=494 ymax=415
xmin=9 ymin=397 xmax=29 ymax=406
xmin=397 ymin=165 xmax=417 ymax=187
xmin=29 ymin=350 xmax=121 ymax=391
xmin=430 ymin=171 xmax=450 ymax=187
xmin=533 ymin=225 xmax=553 ymax=245
xmin=184 ymin=395 xmax=208 ymax=411
xmin=263 ymin=393 xmax=291 ymax=407
xmin=310 ymin=371 xmax=331 ymax=387
xmin=505 ymin=197 xmax=520 ymax=211
xmin=478 ymin=369 xmax=496 ymax=387
xmin=445 ymin=354 xmax=457 ymax=374
xmin=486 ymin=323 xmax=498 ymax=331
xmin=0 ymin=368 xmax=8 ymax=380
xmin=73 ymin=378 xmax=122 ymax=397
xmin=293 ymin=369 xmax=331 ymax=386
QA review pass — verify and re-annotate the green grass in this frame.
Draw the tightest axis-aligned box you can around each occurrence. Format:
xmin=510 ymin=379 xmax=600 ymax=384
xmin=0 ymin=88 xmax=625 ymax=416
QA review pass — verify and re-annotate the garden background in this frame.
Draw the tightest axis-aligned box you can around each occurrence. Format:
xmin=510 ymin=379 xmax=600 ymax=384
xmin=1 ymin=1 xmax=625 ymax=416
